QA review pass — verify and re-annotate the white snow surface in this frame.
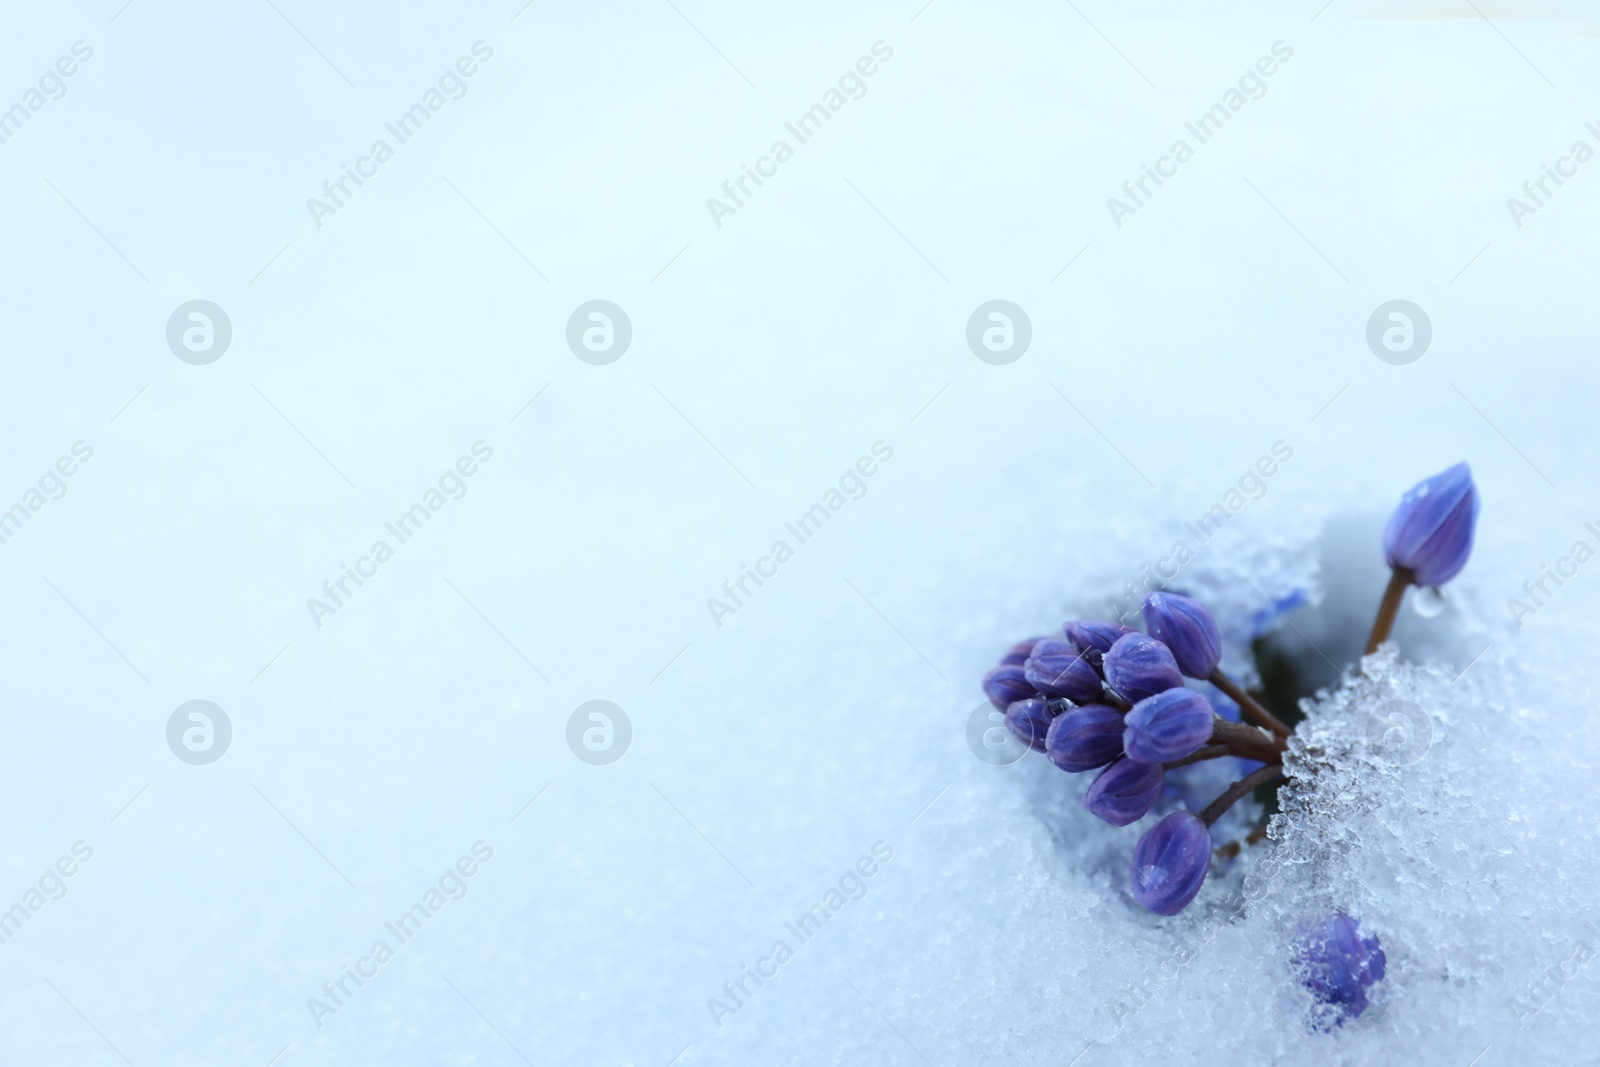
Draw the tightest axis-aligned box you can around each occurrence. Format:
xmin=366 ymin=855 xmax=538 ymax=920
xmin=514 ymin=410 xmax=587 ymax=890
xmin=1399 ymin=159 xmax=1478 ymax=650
xmin=1 ymin=2 xmax=1598 ymax=1064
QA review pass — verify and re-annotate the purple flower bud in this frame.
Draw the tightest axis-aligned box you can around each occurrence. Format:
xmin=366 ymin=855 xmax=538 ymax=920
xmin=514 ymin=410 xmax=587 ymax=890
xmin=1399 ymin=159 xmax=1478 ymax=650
xmin=999 ymin=636 xmax=1047 ymax=667
xmin=1102 ymin=633 xmax=1184 ymax=704
xmin=1023 ymin=639 xmax=1103 ymax=704
xmin=1004 ymin=698 xmax=1052 ymax=752
xmin=1063 ymin=620 xmax=1139 ymax=672
xmin=1295 ymin=913 xmax=1386 ymax=1026
xmin=982 ymin=665 xmax=1036 ymax=710
xmin=1044 ymin=704 xmax=1125 ymax=773
xmin=1084 ymin=757 xmax=1164 ymax=826
xmin=1141 ymin=593 xmax=1222 ymax=679
xmin=1123 ymin=689 xmax=1214 ymax=763
xmin=1382 ymin=461 xmax=1479 ymax=586
xmin=1130 ymin=811 xmax=1211 ymax=915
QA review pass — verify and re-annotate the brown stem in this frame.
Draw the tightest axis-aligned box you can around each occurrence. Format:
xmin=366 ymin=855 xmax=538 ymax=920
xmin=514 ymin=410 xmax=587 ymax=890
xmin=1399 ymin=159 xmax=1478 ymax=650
xmin=1209 ymin=719 xmax=1287 ymax=764
xmin=1102 ymin=689 xmax=1131 ymax=713
xmin=1208 ymin=668 xmax=1291 ymax=737
xmin=1365 ymin=566 xmax=1413 ymax=654
xmin=1164 ymin=744 xmax=1230 ymax=770
xmin=1198 ymin=763 xmax=1286 ymax=826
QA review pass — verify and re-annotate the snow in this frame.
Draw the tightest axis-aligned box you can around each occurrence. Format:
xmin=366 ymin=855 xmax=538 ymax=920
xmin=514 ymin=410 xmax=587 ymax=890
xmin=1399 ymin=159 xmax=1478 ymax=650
xmin=1 ymin=2 xmax=1598 ymax=1064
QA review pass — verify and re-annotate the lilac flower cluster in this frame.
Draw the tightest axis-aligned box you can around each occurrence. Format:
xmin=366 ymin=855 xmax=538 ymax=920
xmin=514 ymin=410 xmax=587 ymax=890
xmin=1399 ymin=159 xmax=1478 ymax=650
xmin=980 ymin=462 xmax=1481 ymax=1025
xmin=983 ymin=593 xmax=1287 ymax=915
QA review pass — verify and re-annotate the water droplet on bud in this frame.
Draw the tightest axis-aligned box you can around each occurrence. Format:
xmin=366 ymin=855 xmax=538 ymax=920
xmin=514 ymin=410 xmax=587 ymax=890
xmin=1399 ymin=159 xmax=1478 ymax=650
xmin=1411 ymin=586 xmax=1445 ymax=618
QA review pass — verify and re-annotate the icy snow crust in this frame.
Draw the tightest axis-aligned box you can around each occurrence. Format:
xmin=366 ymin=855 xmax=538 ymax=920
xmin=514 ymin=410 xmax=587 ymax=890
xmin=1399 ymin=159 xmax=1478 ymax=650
xmin=922 ymin=564 xmax=1600 ymax=1067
